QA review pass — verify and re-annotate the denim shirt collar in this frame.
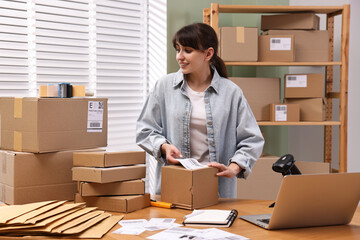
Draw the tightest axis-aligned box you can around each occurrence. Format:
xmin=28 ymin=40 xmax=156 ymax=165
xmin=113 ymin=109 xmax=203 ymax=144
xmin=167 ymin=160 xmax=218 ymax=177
xmin=173 ymin=66 xmax=221 ymax=94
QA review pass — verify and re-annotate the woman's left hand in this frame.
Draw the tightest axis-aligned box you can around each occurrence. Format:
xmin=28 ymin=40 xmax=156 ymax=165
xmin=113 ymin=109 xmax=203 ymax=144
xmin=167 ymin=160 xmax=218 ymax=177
xmin=207 ymin=162 xmax=242 ymax=178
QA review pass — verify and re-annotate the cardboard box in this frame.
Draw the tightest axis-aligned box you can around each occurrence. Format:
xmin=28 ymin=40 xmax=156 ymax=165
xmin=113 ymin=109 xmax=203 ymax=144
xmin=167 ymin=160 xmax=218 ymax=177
xmin=270 ymin=104 xmax=300 ymax=122
xmin=75 ymin=193 xmax=150 ymax=213
xmin=0 ymin=97 xmax=108 ymax=153
xmin=266 ymin=30 xmax=329 ymax=62
xmin=258 ymin=35 xmax=295 ymax=62
xmin=0 ymin=150 xmax=75 ymax=187
xmin=161 ymin=165 xmax=218 ymax=210
xmin=230 ymin=77 xmax=281 ymax=121
xmin=78 ymin=180 xmax=145 ymax=197
xmin=0 ymin=182 xmax=77 ymax=205
xmin=73 ymin=151 xmax=145 ymax=167
xmin=261 ymin=13 xmax=320 ymax=31
xmin=285 ymin=98 xmax=326 ymax=121
xmin=285 ymin=74 xmax=324 ymax=98
xmin=237 ymin=156 xmax=330 ymax=200
xmin=72 ymin=165 xmax=146 ymax=183
xmin=219 ymin=27 xmax=258 ymax=61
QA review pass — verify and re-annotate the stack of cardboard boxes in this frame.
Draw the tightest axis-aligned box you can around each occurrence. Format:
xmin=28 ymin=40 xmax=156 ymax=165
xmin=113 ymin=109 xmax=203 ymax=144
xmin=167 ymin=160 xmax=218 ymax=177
xmin=73 ymin=151 xmax=150 ymax=213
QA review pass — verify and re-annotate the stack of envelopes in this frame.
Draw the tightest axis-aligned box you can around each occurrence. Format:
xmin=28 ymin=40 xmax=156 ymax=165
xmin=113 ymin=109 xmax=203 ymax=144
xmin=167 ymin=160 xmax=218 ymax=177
xmin=0 ymin=200 xmax=123 ymax=238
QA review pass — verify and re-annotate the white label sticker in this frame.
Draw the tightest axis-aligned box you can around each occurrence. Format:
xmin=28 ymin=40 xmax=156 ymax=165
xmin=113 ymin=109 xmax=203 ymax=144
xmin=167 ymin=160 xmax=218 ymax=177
xmin=286 ymin=75 xmax=307 ymax=88
xmin=87 ymin=101 xmax=104 ymax=132
xmin=275 ymin=105 xmax=287 ymax=121
xmin=270 ymin=38 xmax=292 ymax=51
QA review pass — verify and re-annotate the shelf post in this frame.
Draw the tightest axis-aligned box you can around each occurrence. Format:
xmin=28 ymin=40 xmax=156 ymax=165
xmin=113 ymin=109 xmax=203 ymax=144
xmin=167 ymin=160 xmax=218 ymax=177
xmin=210 ymin=3 xmax=219 ymax=35
xmin=203 ymin=8 xmax=210 ymax=25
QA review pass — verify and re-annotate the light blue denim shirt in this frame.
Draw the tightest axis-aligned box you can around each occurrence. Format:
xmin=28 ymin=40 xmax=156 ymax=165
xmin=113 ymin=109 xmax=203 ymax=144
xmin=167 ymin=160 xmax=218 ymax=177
xmin=136 ymin=68 xmax=264 ymax=198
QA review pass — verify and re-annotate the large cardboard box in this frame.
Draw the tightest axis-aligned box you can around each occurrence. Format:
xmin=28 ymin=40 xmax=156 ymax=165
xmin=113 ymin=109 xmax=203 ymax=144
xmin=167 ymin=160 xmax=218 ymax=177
xmin=230 ymin=77 xmax=281 ymax=121
xmin=285 ymin=74 xmax=324 ymax=98
xmin=237 ymin=156 xmax=330 ymax=200
xmin=219 ymin=27 xmax=258 ymax=61
xmin=266 ymin=30 xmax=329 ymax=62
xmin=72 ymin=165 xmax=146 ymax=183
xmin=0 ymin=182 xmax=77 ymax=205
xmin=75 ymin=193 xmax=150 ymax=213
xmin=78 ymin=180 xmax=145 ymax=197
xmin=0 ymin=97 xmax=108 ymax=153
xmin=258 ymin=35 xmax=295 ymax=62
xmin=285 ymin=98 xmax=326 ymax=121
xmin=73 ymin=151 xmax=145 ymax=167
xmin=261 ymin=13 xmax=320 ymax=31
xmin=161 ymin=165 xmax=218 ymax=210
xmin=270 ymin=104 xmax=300 ymax=122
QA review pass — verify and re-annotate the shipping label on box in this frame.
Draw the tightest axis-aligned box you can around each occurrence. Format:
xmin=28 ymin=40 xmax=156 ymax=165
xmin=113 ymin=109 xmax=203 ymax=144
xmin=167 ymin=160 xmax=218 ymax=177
xmin=259 ymin=35 xmax=295 ymax=62
xmin=78 ymin=180 xmax=145 ymax=197
xmin=270 ymin=104 xmax=300 ymax=122
xmin=285 ymin=74 xmax=324 ymax=98
xmin=73 ymin=151 xmax=146 ymax=167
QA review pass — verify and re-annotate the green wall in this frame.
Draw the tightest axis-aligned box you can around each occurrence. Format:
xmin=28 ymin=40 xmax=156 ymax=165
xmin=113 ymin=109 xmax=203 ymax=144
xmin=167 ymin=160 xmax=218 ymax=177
xmin=167 ymin=0 xmax=289 ymax=157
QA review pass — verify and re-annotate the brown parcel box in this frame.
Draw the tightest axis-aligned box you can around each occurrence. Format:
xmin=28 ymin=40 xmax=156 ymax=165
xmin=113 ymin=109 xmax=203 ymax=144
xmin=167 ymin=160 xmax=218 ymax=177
xmin=285 ymin=74 xmax=324 ymax=98
xmin=75 ymin=193 xmax=150 ymax=213
xmin=230 ymin=77 xmax=281 ymax=121
xmin=0 ymin=182 xmax=77 ymax=205
xmin=285 ymin=98 xmax=326 ymax=121
xmin=0 ymin=97 xmax=107 ymax=153
xmin=72 ymin=165 xmax=146 ymax=183
xmin=73 ymin=151 xmax=145 ymax=167
xmin=78 ymin=180 xmax=145 ymax=197
xmin=266 ymin=30 xmax=329 ymax=62
xmin=270 ymin=104 xmax=300 ymax=122
xmin=261 ymin=13 xmax=320 ymax=31
xmin=219 ymin=27 xmax=258 ymax=61
xmin=258 ymin=35 xmax=295 ymax=62
xmin=237 ymin=156 xmax=330 ymax=200
xmin=161 ymin=165 xmax=218 ymax=210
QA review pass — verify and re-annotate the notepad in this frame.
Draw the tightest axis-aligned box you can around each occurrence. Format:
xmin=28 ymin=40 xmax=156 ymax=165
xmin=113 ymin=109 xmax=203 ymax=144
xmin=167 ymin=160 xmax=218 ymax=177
xmin=183 ymin=209 xmax=238 ymax=227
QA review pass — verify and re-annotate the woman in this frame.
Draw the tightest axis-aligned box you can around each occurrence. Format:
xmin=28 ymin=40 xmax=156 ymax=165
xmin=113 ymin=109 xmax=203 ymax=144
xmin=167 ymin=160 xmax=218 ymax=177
xmin=136 ymin=23 xmax=264 ymax=198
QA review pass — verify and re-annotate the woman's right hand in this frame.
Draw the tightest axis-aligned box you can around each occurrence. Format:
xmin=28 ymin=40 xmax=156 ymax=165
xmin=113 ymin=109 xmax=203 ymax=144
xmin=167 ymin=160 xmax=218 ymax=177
xmin=161 ymin=143 xmax=182 ymax=164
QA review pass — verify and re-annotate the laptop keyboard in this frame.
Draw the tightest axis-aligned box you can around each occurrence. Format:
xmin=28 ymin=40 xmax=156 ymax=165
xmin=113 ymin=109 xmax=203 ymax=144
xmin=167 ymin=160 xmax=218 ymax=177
xmin=258 ymin=218 xmax=270 ymax=224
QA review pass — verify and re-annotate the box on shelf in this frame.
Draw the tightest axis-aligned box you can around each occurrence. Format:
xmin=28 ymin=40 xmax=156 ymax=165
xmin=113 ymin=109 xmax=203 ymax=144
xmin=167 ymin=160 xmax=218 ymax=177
xmin=72 ymin=165 xmax=146 ymax=183
xmin=161 ymin=165 xmax=218 ymax=210
xmin=258 ymin=35 xmax=295 ymax=62
xmin=270 ymin=104 xmax=300 ymax=122
xmin=75 ymin=193 xmax=150 ymax=213
xmin=265 ymin=30 xmax=329 ymax=62
xmin=237 ymin=155 xmax=330 ymax=200
xmin=285 ymin=74 xmax=324 ymax=98
xmin=219 ymin=27 xmax=258 ymax=61
xmin=73 ymin=151 xmax=145 ymax=167
xmin=230 ymin=77 xmax=281 ymax=121
xmin=261 ymin=13 xmax=320 ymax=31
xmin=0 ymin=97 xmax=108 ymax=153
xmin=284 ymin=98 xmax=326 ymax=121
xmin=78 ymin=180 xmax=145 ymax=197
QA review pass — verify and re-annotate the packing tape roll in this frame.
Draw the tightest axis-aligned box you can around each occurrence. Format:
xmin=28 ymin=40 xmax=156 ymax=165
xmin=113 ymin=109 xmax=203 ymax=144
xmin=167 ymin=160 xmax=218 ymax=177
xmin=14 ymin=131 xmax=22 ymax=152
xmin=236 ymin=27 xmax=245 ymax=43
xmin=14 ymin=98 xmax=23 ymax=119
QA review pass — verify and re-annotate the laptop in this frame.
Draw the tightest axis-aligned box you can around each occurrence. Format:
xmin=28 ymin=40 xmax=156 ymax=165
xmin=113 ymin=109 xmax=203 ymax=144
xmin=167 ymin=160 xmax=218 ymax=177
xmin=239 ymin=172 xmax=360 ymax=230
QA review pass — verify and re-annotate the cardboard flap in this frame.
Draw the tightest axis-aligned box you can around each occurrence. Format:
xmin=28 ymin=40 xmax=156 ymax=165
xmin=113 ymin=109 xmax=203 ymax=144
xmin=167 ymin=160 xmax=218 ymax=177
xmin=77 ymin=215 xmax=124 ymax=239
xmin=62 ymin=212 xmax=111 ymax=235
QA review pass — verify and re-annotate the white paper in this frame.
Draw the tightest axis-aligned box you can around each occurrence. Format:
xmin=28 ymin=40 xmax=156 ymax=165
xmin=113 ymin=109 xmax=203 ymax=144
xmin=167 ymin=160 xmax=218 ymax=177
xmin=145 ymin=218 xmax=179 ymax=231
xmin=147 ymin=227 xmax=202 ymax=240
xmin=199 ymin=228 xmax=247 ymax=240
xmin=113 ymin=226 xmax=146 ymax=235
xmin=87 ymin=101 xmax=104 ymax=132
xmin=184 ymin=210 xmax=232 ymax=224
xmin=286 ymin=75 xmax=307 ymax=88
xmin=118 ymin=219 xmax=148 ymax=227
xmin=275 ymin=105 xmax=287 ymax=121
xmin=270 ymin=37 xmax=291 ymax=51
xmin=177 ymin=158 xmax=207 ymax=170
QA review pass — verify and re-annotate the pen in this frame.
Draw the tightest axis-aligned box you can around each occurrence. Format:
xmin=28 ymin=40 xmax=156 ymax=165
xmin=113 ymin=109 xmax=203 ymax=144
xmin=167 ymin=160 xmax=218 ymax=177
xmin=150 ymin=199 xmax=173 ymax=209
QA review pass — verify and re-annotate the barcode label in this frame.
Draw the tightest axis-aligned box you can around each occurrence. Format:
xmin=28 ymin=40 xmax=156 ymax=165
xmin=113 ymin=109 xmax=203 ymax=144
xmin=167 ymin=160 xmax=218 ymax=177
xmin=286 ymin=75 xmax=307 ymax=88
xmin=275 ymin=105 xmax=287 ymax=121
xmin=270 ymin=37 xmax=291 ymax=51
xmin=87 ymin=101 xmax=104 ymax=132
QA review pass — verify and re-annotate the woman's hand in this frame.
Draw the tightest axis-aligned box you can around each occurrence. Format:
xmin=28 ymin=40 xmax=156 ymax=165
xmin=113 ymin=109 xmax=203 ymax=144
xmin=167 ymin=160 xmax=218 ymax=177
xmin=161 ymin=143 xmax=182 ymax=164
xmin=207 ymin=162 xmax=242 ymax=178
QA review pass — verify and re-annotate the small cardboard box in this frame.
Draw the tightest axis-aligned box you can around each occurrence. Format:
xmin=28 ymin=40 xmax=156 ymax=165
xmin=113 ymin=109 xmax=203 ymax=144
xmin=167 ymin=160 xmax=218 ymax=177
xmin=0 ymin=182 xmax=77 ymax=205
xmin=78 ymin=180 xmax=145 ymax=197
xmin=261 ymin=13 xmax=320 ymax=31
xmin=72 ymin=165 xmax=146 ymax=183
xmin=219 ymin=27 xmax=258 ymax=61
xmin=161 ymin=165 xmax=218 ymax=210
xmin=285 ymin=74 xmax=324 ymax=98
xmin=230 ymin=77 xmax=281 ymax=121
xmin=75 ymin=193 xmax=150 ymax=213
xmin=266 ymin=30 xmax=329 ymax=62
xmin=285 ymin=98 xmax=326 ymax=121
xmin=258 ymin=35 xmax=295 ymax=62
xmin=73 ymin=151 xmax=145 ymax=167
xmin=237 ymin=156 xmax=330 ymax=200
xmin=0 ymin=97 xmax=108 ymax=153
xmin=270 ymin=104 xmax=300 ymax=122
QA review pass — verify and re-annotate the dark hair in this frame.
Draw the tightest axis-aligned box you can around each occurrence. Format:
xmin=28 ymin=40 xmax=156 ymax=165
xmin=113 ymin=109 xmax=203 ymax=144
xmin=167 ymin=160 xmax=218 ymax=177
xmin=172 ymin=23 xmax=228 ymax=78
